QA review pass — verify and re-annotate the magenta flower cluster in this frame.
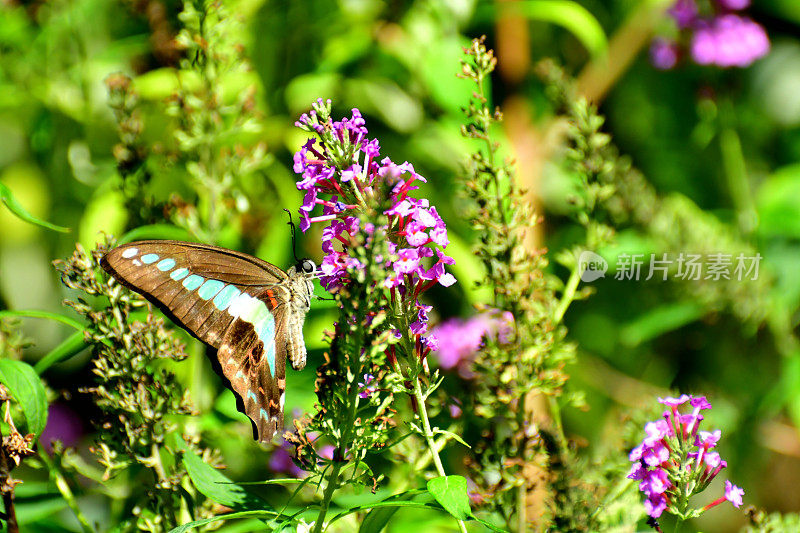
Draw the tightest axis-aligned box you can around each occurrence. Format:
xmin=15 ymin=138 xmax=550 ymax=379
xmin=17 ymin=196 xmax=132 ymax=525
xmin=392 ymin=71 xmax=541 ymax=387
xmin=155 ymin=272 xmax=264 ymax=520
xmin=627 ymin=394 xmax=744 ymax=519
xmin=293 ymin=99 xmax=455 ymax=341
xmin=651 ymin=0 xmax=769 ymax=69
xmin=431 ymin=309 xmax=514 ymax=378
xmin=358 ymin=373 xmax=376 ymax=399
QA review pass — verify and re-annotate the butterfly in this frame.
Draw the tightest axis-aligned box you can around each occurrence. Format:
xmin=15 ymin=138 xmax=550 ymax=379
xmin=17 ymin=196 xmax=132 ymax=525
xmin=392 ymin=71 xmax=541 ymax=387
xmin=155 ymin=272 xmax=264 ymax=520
xmin=101 ymin=240 xmax=318 ymax=443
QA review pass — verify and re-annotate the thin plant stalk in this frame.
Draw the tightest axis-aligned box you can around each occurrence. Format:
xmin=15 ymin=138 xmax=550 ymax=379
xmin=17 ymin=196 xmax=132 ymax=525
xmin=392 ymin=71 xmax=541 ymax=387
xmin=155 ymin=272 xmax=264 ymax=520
xmin=0 ymin=419 xmax=18 ymax=533
xmin=38 ymin=450 xmax=96 ymax=533
xmin=412 ymin=378 xmax=468 ymax=533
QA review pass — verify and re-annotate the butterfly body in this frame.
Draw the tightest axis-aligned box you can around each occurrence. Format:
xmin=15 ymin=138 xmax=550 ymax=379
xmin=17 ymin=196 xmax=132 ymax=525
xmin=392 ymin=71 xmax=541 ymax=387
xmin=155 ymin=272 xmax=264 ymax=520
xmin=100 ymin=240 xmax=316 ymax=442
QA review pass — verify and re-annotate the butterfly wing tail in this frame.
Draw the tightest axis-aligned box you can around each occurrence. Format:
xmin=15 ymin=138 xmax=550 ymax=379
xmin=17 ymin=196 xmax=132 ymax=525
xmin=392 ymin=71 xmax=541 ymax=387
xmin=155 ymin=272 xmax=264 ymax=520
xmin=219 ymin=319 xmax=284 ymax=443
xmin=251 ymin=367 xmax=284 ymax=443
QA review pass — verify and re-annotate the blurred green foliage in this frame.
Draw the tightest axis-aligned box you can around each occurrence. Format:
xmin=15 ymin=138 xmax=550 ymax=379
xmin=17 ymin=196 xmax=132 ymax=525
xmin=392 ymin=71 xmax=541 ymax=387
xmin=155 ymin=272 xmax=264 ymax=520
xmin=1 ymin=0 xmax=800 ymax=531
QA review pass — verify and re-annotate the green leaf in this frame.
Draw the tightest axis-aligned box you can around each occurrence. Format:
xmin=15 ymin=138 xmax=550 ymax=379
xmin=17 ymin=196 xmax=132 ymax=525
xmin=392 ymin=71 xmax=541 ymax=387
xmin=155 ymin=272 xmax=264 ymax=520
xmin=757 ymin=163 xmax=800 ymax=239
xmin=34 ymin=331 xmax=90 ymax=375
xmin=478 ymin=1 xmax=607 ymax=57
xmin=15 ymin=497 xmax=69 ymax=525
xmin=120 ymin=224 xmax=194 ymax=244
xmin=618 ymin=302 xmax=705 ymax=347
xmin=0 ymin=360 xmax=48 ymax=437
xmin=426 ymin=475 xmax=472 ymax=521
xmin=0 ymin=310 xmax=87 ymax=332
xmin=359 ymin=491 xmax=421 ymax=533
xmin=0 ymin=181 xmax=70 ymax=233
xmin=236 ymin=478 xmax=312 ymax=486
xmin=474 ymin=516 xmax=511 ymax=532
xmin=168 ymin=510 xmax=277 ymax=533
xmin=432 ymin=428 xmax=472 ymax=449
xmin=329 ymin=499 xmax=443 ymax=528
xmin=177 ymin=437 xmax=273 ymax=512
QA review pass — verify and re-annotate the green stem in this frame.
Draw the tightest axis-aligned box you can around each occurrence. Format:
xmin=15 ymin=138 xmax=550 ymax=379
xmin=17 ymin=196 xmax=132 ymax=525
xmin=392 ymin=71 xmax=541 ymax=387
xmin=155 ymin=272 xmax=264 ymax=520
xmin=554 ymin=262 xmax=582 ymax=323
xmin=412 ymin=378 xmax=446 ymax=476
xmin=148 ymin=443 xmax=177 ymax=528
xmin=38 ymin=450 xmax=96 ymax=533
xmin=547 ymin=396 xmax=567 ymax=450
xmin=412 ymin=378 xmax=468 ymax=533
xmin=313 ymin=462 xmax=343 ymax=533
xmin=149 ymin=443 xmax=169 ymax=484
xmin=314 ymin=322 xmax=364 ymax=532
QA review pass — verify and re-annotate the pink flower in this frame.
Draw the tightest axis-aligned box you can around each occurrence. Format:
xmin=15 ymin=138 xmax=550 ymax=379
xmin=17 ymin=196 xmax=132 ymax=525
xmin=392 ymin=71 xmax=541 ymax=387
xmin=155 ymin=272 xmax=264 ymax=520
xmin=724 ymin=480 xmax=744 ymax=508
xmin=651 ymin=38 xmax=680 ymax=70
xmin=691 ymin=15 xmax=769 ymax=68
xmin=644 ymin=493 xmax=668 ymax=518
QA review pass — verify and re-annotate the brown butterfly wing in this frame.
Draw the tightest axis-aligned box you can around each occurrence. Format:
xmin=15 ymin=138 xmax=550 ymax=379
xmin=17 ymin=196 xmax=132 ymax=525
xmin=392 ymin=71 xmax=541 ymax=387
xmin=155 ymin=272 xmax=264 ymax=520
xmin=217 ymin=301 xmax=288 ymax=442
xmin=220 ymin=281 xmax=311 ymax=441
xmin=101 ymin=240 xmax=302 ymax=442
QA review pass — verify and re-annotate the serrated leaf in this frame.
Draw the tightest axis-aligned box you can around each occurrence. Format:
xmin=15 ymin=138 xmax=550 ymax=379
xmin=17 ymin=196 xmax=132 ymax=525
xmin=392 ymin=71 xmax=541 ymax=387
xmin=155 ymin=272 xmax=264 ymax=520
xmin=0 ymin=360 xmax=48 ymax=437
xmin=426 ymin=475 xmax=472 ymax=521
xmin=0 ymin=181 xmax=70 ymax=233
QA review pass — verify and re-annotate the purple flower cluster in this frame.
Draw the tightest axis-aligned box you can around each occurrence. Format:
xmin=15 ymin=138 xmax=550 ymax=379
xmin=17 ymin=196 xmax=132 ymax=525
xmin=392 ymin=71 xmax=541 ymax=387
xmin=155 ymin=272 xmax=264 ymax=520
xmin=269 ymin=438 xmax=306 ymax=478
xmin=652 ymin=0 xmax=769 ymax=69
xmin=431 ymin=309 xmax=514 ymax=378
xmin=691 ymin=15 xmax=770 ymax=68
xmin=358 ymin=373 xmax=376 ymax=399
xmin=293 ymin=100 xmax=456 ymax=339
xmin=627 ymin=394 xmax=744 ymax=519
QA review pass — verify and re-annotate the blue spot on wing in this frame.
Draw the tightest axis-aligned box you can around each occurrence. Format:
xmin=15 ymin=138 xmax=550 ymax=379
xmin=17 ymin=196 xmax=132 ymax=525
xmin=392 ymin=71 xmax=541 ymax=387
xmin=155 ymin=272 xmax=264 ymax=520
xmin=182 ymin=275 xmax=204 ymax=291
xmin=265 ymin=341 xmax=275 ymax=379
xmin=254 ymin=314 xmax=275 ymax=344
xmin=213 ymin=284 xmax=240 ymax=310
xmin=170 ymin=267 xmax=189 ymax=280
xmin=260 ymin=408 xmax=269 ymax=421
xmin=254 ymin=314 xmax=276 ymax=377
xmin=198 ymin=279 xmax=225 ymax=300
xmin=142 ymin=253 xmax=159 ymax=264
xmin=157 ymin=258 xmax=176 ymax=271
xmin=247 ymin=390 xmax=258 ymax=404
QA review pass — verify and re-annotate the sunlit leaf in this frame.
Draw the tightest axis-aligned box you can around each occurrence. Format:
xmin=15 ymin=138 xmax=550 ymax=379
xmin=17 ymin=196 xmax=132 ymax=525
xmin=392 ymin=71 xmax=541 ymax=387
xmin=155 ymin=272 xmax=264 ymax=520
xmin=478 ymin=1 xmax=608 ymax=57
xmin=0 ymin=181 xmax=69 ymax=233
xmin=0 ymin=310 xmax=87 ymax=332
xmin=426 ymin=475 xmax=472 ymax=520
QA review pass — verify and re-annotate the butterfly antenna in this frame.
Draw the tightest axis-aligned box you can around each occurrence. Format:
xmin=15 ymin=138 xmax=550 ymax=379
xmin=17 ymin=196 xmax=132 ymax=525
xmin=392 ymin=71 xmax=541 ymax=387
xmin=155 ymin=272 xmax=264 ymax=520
xmin=283 ymin=209 xmax=301 ymax=263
